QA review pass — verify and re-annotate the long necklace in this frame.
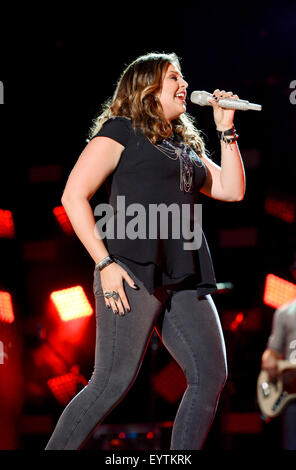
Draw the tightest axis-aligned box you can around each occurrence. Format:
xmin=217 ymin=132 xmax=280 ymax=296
xmin=154 ymin=137 xmax=204 ymax=193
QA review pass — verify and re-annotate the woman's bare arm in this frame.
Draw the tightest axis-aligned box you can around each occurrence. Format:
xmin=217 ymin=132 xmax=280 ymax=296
xmin=61 ymin=136 xmax=124 ymax=264
xmin=200 ymin=89 xmax=246 ymax=202
xmin=200 ymin=140 xmax=246 ymax=202
xmin=61 ymin=136 xmax=138 ymax=315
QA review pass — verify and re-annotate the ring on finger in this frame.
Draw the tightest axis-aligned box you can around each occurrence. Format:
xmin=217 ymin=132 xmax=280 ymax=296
xmin=104 ymin=291 xmax=119 ymax=302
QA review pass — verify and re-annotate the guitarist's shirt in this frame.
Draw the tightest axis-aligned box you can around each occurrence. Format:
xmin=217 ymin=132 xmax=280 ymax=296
xmin=268 ymin=299 xmax=296 ymax=360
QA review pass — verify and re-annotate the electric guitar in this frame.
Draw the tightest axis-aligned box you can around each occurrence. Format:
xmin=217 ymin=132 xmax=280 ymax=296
xmin=257 ymin=360 xmax=296 ymax=419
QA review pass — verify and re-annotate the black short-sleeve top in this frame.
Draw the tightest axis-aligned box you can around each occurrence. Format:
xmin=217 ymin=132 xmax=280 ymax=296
xmin=92 ymin=116 xmax=217 ymax=298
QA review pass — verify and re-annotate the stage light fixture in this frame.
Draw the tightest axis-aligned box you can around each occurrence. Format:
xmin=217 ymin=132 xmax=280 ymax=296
xmin=47 ymin=366 xmax=87 ymax=405
xmin=264 ymin=195 xmax=295 ymax=223
xmin=0 ymin=209 xmax=15 ymax=238
xmin=50 ymin=286 xmax=93 ymax=321
xmin=230 ymin=312 xmax=244 ymax=331
xmin=53 ymin=205 xmax=74 ymax=234
xmin=0 ymin=291 xmax=14 ymax=323
xmin=263 ymin=273 xmax=296 ymax=308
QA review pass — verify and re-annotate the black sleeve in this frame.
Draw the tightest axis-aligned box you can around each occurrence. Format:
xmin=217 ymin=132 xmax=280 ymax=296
xmin=92 ymin=117 xmax=132 ymax=147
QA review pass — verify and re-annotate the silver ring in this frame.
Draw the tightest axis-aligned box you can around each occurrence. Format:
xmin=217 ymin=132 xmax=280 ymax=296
xmin=104 ymin=291 xmax=119 ymax=301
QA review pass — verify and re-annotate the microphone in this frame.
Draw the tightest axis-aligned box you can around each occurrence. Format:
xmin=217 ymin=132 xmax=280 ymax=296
xmin=190 ymin=90 xmax=262 ymax=111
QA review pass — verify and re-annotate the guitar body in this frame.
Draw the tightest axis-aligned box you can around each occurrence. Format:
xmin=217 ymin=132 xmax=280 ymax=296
xmin=257 ymin=360 xmax=296 ymax=419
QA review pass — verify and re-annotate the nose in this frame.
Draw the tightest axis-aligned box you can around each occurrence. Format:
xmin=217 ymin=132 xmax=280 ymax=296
xmin=180 ymin=77 xmax=188 ymax=89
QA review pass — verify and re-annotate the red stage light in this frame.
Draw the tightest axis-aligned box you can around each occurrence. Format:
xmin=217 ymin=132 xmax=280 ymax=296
xmin=264 ymin=196 xmax=295 ymax=223
xmin=153 ymin=360 xmax=186 ymax=403
xmin=0 ymin=291 xmax=14 ymax=323
xmin=109 ymin=438 xmax=124 ymax=448
xmin=219 ymin=227 xmax=258 ymax=247
xmin=53 ymin=206 xmax=74 ymax=235
xmin=0 ymin=209 xmax=15 ymax=239
xmin=23 ymin=239 xmax=56 ymax=261
xmin=222 ymin=412 xmax=262 ymax=434
xmin=50 ymin=286 xmax=93 ymax=322
xmin=263 ymin=274 xmax=296 ymax=309
xmin=47 ymin=366 xmax=87 ymax=406
xmin=222 ymin=308 xmax=261 ymax=331
xmin=230 ymin=312 xmax=244 ymax=332
xmin=29 ymin=164 xmax=62 ymax=183
xmin=146 ymin=431 xmax=154 ymax=439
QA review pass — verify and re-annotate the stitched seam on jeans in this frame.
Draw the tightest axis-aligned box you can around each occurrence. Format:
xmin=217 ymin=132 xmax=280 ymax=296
xmin=62 ymin=314 xmax=117 ymax=449
xmin=166 ymin=314 xmax=201 ymax=449
xmin=182 ymin=386 xmax=199 ymax=449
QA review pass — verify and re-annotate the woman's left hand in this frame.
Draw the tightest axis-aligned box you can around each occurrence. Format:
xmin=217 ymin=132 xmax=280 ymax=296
xmin=208 ymin=89 xmax=239 ymax=131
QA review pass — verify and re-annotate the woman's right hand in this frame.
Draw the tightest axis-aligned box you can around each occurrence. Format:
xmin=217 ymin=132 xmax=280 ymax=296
xmin=99 ymin=262 xmax=139 ymax=315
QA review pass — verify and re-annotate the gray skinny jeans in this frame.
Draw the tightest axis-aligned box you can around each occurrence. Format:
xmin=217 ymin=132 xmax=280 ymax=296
xmin=45 ymin=257 xmax=227 ymax=450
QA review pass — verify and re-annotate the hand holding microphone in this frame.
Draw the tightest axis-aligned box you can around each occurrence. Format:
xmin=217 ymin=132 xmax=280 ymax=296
xmin=191 ymin=89 xmax=262 ymax=111
xmin=199 ymin=89 xmax=241 ymax=132
xmin=192 ymin=89 xmax=261 ymax=132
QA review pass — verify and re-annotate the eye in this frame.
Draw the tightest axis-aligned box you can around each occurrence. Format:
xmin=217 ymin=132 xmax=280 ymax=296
xmin=170 ymin=76 xmax=178 ymax=80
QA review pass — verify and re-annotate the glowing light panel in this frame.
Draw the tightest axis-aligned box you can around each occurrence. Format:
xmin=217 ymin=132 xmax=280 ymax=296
xmin=50 ymin=286 xmax=93 ymax=321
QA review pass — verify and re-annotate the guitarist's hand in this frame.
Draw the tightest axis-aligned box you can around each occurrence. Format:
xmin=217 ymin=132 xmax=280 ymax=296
xmin=261 ymin=348 xmax=281 ymax=381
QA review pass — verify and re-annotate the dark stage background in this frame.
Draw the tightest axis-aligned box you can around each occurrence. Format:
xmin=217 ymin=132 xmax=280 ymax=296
xmin=0 ymin=1 xmax=295 ymax=450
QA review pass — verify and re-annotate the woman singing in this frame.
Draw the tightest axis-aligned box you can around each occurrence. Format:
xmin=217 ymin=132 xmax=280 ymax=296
xmin=45 ymin=52 xmax=245 ymax=450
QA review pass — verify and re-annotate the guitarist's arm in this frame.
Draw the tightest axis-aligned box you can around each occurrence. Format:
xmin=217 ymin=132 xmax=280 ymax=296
xmin=261 ymin=348 xmax=283 ymax=380
xmin=262 ymin=307 xmax=286 ymax=380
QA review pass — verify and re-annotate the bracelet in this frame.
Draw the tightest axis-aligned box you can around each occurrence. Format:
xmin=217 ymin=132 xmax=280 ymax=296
xmin=217 ymin=125 xmax=236 ymax=139
xmin=95 ymin=255 xmax=114 ymax=271
xmin=217 ymin=126 xmax=239 ymax=146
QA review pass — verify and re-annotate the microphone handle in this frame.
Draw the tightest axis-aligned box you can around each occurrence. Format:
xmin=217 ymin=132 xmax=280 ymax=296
xmin=217 ymin=98 xmax=262 ymax=111
xmin=190 ymin=91 xmax=262 ymax=111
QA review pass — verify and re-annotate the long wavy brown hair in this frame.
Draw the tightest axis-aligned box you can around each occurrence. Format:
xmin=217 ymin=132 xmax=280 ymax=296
xmin=88 ymin=52 xmax=208 ymax=156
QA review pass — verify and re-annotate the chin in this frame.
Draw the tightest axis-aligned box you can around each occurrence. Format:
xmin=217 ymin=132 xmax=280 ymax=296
xmin=172 ymin=111 xmax=185 ymax=121
xmin=168 ymin=108 xmax=186 ymax=121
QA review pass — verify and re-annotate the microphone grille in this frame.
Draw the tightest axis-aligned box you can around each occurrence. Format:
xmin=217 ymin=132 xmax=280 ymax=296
xmin=190 ymin=91 xmax=212 ymax=106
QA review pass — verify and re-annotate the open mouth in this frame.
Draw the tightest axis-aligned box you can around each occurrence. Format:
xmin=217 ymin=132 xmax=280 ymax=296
xmin=175 ymin=92 xmax=186 ymax=103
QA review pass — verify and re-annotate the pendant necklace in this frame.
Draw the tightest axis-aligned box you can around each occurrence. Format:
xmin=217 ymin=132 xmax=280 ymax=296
xmin=153 ymin=136 xmax=203 ymax=193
